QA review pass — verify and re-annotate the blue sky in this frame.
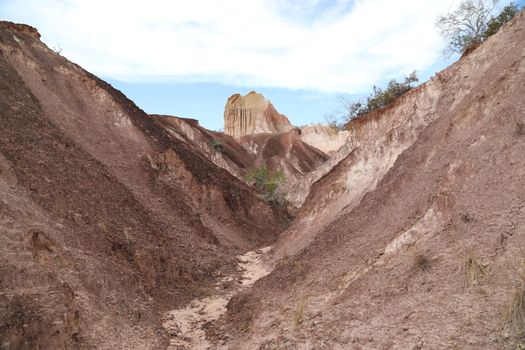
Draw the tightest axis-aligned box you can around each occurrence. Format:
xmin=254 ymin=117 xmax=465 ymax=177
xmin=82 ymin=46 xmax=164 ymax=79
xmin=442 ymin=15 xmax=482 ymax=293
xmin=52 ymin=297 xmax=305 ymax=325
xmin=1 ymin=0 xmax=522 ymax=130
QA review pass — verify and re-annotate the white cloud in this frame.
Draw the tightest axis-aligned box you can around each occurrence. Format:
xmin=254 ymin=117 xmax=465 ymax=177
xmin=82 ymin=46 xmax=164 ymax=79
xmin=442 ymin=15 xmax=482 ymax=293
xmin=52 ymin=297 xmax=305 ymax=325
xmin=0 ymin=0 xmax=484 ymax=92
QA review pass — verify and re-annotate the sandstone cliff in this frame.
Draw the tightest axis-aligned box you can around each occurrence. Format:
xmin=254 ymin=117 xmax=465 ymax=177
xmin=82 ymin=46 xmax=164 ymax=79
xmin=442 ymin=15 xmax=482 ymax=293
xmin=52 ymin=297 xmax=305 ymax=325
xmin=223 ymin=91 xmax=350 ymax=157
xmin=224 ymin=91 xmax=293 ymax=138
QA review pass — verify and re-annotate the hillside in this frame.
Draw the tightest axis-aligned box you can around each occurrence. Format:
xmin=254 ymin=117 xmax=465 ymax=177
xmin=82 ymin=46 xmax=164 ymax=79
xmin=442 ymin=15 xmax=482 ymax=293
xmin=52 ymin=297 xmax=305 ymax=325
xmin=0 ymin=21 xmax=289 ymax=349
xmin=0 ymin=7 xmax=524 ymax=350
xmin=153 ymin=114 xmax=329 ymax=209
xmin=221 ymin=10 xmax=525 ymax=350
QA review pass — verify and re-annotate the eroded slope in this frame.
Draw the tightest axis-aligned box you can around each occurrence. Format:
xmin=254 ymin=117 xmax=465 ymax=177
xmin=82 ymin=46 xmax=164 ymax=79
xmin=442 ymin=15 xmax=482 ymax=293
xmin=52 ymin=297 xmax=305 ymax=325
xmin=0 ymin=21 xmax=289 ymax=349
xmin=224 ymin=11 xmax=525 ymax=350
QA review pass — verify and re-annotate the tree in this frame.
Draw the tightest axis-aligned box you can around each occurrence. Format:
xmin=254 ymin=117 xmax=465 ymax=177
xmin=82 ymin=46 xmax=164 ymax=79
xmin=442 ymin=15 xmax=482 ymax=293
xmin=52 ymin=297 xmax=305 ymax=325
xmin=324 ymin=95 xmax=361 ymax=130
xmin=324 ymin=112 xmax=345 ymax=131
xmin=484 ymin=2 xmax=520 ymax=38
xmin=436 ymin=0 xmax=498 ymax=56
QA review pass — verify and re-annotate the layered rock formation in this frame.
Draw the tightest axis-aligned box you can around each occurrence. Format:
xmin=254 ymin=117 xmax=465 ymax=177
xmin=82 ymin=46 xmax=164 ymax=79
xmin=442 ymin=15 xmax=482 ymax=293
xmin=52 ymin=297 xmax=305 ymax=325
xmin=154 ymin=115 xmax=328 ymax=209
xmin=224 ymin=91 xmax=293 ymax=138
xmin=299 ymin=124 xmax=350 ymax=154
xmin=223 ymin=91 xmax=349 ymax=156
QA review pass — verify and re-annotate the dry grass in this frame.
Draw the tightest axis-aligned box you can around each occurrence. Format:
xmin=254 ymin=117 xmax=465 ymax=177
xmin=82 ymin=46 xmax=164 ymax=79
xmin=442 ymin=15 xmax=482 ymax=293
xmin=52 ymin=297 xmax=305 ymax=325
xmin=462 ymin=252 xmax=488 ymax=287
xmin=501 ymin=255 xmax=525 ymax=343
xmin=278 ymin=250 xmax=292 ymax=268
xmin=277 ymin=249 xmax=306 ymax=272
xmin=502 ymin=283 xmax=525 ymax=338
xmin=414 ymin=252 xmax=432 ymax=272
xmin=293 ymin=300 xmax=306 ymax=331
xmin=517 ymin=121 xmax=525 ymax=136
xmin=460 ymin=212 xmax=475 ymax=223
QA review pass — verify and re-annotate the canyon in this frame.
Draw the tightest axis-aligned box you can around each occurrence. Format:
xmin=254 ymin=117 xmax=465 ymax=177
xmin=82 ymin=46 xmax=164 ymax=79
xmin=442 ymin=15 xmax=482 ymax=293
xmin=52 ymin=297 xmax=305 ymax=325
xmin=1 ymin=9 xmax=524 ymax=350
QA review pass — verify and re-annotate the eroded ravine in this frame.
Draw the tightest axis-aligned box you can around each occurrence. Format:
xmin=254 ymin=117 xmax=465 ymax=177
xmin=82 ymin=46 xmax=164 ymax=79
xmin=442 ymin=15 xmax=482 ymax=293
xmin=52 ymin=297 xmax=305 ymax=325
xmin=162 ymin=246 xmax=273 ymax=349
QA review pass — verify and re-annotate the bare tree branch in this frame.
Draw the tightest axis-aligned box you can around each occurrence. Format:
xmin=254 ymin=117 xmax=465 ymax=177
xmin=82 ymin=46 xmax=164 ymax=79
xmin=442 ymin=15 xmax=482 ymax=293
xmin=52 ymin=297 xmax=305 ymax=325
xmin=436 ymin=0 xmax=499 ymax=56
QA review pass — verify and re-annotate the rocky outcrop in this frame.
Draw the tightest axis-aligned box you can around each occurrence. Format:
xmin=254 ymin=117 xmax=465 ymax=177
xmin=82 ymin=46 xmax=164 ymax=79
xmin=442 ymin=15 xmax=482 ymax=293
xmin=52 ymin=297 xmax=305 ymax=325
xmin=299 ymin=124 xmax=350 ymax=154
xmin=152 ymin=114 xmax=256 ymax=183
xmin=0 ymin=21 xmax=40 ymax=39
xmin=224 ymin=91 xmax=293 ymax=138
xmin=154 ymin=115 xmax=328 ymax=208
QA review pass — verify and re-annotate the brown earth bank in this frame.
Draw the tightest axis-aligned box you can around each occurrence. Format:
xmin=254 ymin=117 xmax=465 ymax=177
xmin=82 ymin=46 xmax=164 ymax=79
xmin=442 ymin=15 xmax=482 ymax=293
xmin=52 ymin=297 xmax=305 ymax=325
xmin=221 ymin=11 xmax=525 ymax=350
xmin=1 ymin=8 xmax=524 ymax=350
xmin=0 ymin=21 xmax=290 ymax=349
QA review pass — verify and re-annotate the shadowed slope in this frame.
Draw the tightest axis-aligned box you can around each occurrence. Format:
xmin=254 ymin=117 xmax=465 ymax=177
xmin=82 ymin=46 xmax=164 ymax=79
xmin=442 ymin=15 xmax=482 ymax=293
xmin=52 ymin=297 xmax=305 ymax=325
xmin=0 ymin=21 xmax=289 ymax=349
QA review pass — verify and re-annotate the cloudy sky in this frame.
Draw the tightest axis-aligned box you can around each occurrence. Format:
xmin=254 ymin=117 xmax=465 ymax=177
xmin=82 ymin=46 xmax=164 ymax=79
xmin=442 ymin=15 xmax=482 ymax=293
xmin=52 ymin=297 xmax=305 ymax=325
xmin=1 ymin=0 xmax=520 ymax=129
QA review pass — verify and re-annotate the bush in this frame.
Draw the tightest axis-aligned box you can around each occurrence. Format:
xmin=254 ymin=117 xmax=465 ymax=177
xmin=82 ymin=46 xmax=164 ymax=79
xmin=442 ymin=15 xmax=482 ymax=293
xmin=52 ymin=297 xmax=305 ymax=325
xmin=363 ymin=71 xmax=418 ymax=114
xmin=245 ymin=166 xmax=286 ymax=207
xmin=210 ymin=139 xmax=224 ymax=152
xmin=414 ymin=252 xmax=432 ymax=272
xmin=484 ymin=3 xmax=519 ymax=38
xmin=333 ymin=71 xmax=418 ymax=126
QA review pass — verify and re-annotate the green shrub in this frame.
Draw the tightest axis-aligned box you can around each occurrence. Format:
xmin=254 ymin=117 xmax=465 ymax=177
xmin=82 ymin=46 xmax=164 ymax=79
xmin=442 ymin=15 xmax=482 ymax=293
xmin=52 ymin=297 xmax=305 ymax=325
xmin=337 ymin=71 xmax=418 ymax=124
xmin=210 ymin=139 xmax=224 ymax=152
xmin=245 ymin=166 xmax=286 ymax=207
xmin=484 ymin=3 xmax=519 ymax=38
xmin=364 ymin=72 xmax=418 ymax=114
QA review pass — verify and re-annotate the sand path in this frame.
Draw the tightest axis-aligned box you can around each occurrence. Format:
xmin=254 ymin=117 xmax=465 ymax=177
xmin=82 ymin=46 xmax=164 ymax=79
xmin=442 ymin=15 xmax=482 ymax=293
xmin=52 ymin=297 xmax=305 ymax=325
xmin=162 ymin=246 xmax=273 ymax=349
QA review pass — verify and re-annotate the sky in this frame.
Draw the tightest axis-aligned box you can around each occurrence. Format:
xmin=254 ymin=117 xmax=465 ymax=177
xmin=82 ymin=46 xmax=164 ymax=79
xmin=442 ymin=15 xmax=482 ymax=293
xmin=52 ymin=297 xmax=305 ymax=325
xmin=1 ymin=0 xmax=522 ymax=130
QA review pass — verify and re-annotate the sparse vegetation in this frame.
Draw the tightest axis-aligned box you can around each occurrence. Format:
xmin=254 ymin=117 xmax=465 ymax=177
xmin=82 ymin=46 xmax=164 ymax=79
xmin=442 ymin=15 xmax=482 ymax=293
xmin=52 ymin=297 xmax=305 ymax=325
xmin=293 ymin=300 xmax=306 ymax=331
xmin=278 ymin=252 xmax=292 ymax=268
xmin=502 ymin=282 xmax=525 ymax=339
xmin=461 ymin=212 xmax=475 ymax=223
xmin=516 ymin=121 xmax=525 ymax=136
xmin=436 ymin=1 xmax=521 ymax=57
xmin=414 ymin=251 xmax=432 ymax=272
xmin=52 ymin=43 xmax=62 ymax=55
xmin=324 ymin=112 xmax=345 ymax=131
xmin=211 ymin=139 xmax=224 ymax=152
xmin=245 ymin=165 xmax=286 ymax=207
xmin=328 ymin=71 xmax=419 ymax=127
xmin=277 ymin=253 xmax=306 ymax=275
xmin=484 ymin=2 xmax=520 ymax=38
xmin=501 ymin=258 xmax=525 ymax=341
xmin=462 ymin=252 xmax=488 ymax=286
